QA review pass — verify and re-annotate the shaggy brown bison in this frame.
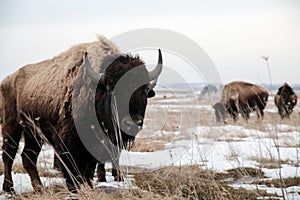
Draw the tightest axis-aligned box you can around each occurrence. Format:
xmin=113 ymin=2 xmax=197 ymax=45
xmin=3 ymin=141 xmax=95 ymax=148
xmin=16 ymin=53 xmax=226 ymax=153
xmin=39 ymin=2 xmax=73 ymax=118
xmin=275 ymin=83 xmax=297 ymax=119
xmin=213 ymin=81 xmax=268 ymax=123
xmin=1 ymin=36 xmax=163 ymax=193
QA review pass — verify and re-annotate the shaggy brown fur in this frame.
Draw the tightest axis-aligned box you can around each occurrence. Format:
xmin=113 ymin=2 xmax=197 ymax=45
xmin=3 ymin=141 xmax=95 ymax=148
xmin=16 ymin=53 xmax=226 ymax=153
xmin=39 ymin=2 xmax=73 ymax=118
xmin=214 ymin=81 xmax=269 ymax=122
xmin=0 ymin=92 xmax=2 ymax=124
xmin=0 ymin=35 xmax=162 ymax=193
xmin=275 ymin=83 xmax=298 ymax=119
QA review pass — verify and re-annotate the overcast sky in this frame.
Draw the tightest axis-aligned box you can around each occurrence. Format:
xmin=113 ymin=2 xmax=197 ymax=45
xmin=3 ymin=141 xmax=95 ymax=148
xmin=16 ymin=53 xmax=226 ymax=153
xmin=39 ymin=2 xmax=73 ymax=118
xmin=0 ymin=0 xmax=299 ymax=84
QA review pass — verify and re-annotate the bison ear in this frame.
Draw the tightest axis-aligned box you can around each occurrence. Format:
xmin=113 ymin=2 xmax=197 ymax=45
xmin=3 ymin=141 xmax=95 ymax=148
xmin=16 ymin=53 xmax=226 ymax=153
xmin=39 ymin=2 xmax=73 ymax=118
xmin=147 ymin=90 xmax=156 ymax=98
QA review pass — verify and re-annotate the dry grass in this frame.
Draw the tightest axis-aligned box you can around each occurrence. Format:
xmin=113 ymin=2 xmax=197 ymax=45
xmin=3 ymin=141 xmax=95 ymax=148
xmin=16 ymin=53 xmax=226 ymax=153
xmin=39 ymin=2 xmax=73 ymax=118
xmin=2 ymin=165 xmax=279 ymax=200
xmin=254 ymin=177 xmax=300 ymax=188
xmin=12 ymin=184 xmax=115 ymax=200
xmin=134 ymin=165 xmax=273 ymax=200
xmin=131 ymin=138 xmax=165 ymax=152
xmin=251 ymin=157 xmax=289 ymax=169
xmin=223 ymin=167 xmax=266 ymax=179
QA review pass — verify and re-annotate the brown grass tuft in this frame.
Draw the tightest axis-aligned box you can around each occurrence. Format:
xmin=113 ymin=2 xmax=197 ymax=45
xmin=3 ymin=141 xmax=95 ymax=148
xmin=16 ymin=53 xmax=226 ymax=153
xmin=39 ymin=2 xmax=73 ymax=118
xmin=134 ymin=165 xmax=271 ymax=199
xmin=254 ymin=177 xmax=300 ymax=188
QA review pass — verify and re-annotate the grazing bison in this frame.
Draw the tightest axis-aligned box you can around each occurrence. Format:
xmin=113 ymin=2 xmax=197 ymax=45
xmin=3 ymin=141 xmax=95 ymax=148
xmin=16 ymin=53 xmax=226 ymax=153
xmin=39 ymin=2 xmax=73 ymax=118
xmin=201 ymin=84 xmax=218 ymax=96
xmin=1 ymin=36 xmax=163 ymax=193
xmin=213 ymin=81 xmax=268 ymax=123
xmin=274 ymin=83 xmax=297 ymax=119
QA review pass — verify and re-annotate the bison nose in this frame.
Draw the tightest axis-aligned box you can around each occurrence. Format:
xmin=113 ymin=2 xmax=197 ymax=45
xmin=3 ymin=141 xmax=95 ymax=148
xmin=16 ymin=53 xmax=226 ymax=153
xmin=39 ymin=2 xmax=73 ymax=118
xmin=122 ymin=116 xmax=143 ymax=132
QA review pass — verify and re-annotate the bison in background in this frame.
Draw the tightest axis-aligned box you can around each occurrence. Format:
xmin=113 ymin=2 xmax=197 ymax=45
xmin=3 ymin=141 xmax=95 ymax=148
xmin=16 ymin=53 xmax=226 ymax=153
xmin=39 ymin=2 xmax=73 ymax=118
xmin=201 ymin=84 xmax=218 ymax=96
xmin=275 ymin=83 xmax=297 ymax=119
xmin=1 ymin=36 xmax=163 ymax=193
xmin=212 ymin=102 xmax=227 ymax=124
xmin=213 ymin=81 xmax=269 ymax=123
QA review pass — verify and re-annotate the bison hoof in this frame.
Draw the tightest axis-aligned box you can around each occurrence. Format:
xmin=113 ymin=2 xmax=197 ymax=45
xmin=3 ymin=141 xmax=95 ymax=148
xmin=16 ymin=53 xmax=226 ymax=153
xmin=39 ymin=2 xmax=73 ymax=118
xmin=2 ymin=184 xmax=15 ymax=194
xmin=97 ymin=177 xmax=107 ymax=182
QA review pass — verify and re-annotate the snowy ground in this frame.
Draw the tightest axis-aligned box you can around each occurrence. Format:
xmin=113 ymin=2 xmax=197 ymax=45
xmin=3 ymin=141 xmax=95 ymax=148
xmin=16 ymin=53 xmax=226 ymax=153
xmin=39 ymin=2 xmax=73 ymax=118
xmin=0 ymin=89 xmax=300 ymax=199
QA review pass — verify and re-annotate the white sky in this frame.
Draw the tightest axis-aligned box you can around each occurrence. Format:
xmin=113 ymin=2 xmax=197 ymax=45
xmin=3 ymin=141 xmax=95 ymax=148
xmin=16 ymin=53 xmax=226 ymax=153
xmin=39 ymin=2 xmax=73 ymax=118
xmin=0 ymin=0 xmax=299 ymax=84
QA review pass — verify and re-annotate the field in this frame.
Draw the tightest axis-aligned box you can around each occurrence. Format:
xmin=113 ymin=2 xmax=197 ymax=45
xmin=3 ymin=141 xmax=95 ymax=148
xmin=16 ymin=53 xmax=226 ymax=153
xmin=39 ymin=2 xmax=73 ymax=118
xmin=0 ymin=85 xmax=300 ymax=199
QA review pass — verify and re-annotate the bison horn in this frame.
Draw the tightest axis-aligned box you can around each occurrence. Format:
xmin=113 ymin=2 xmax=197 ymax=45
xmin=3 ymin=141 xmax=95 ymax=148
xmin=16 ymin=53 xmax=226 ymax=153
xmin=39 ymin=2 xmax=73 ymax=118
xmin=148 ymin=49 xmax=163 ymax=89
xmin=83 ymin=52 xmax=104 ymax=83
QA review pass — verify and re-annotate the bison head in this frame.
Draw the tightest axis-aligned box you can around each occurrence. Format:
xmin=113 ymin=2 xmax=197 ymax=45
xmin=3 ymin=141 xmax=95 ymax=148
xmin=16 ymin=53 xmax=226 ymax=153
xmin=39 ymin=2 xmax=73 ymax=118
xmin=82 ymin=50 xmax=162 ymax=149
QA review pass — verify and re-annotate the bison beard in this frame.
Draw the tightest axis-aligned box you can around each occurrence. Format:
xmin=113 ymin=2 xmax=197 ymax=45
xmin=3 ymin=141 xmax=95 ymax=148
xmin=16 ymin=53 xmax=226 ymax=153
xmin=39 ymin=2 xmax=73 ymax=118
xmin=0 ymin=36 xmax=163 ymax=193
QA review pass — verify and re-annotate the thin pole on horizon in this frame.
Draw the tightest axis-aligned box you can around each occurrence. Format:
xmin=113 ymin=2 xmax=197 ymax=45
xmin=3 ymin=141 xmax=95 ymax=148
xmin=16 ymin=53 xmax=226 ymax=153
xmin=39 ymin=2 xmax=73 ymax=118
xmin=262 ymin=56 xmax=272 ymax=95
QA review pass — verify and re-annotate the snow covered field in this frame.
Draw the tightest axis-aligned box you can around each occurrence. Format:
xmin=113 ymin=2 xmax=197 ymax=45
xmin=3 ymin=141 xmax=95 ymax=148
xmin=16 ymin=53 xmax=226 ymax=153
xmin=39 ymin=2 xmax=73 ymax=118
xmin=0 ymin=88 xmax=300 ymax=199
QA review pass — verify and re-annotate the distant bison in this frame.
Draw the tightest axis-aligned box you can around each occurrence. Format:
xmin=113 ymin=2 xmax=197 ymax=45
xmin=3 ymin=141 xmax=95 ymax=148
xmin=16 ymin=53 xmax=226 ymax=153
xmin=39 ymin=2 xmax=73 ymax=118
xmin=274 ymin=83 xmax=297 ymax=119
xmin=201 ymin=84 xmax=218 ymax=95
xmin=212 ymin=102 xmax=227 ymax=123
xmin=1 ymin=36 xmax=163 ymax=193
xmin=213 ymin=81 xmax=268 ymax=123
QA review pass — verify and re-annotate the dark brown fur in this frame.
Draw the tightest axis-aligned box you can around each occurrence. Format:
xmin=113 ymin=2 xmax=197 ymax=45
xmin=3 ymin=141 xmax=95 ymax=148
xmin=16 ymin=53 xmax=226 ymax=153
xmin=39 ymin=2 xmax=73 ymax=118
xmin=274 ymin=83 xmax=297 ymax=119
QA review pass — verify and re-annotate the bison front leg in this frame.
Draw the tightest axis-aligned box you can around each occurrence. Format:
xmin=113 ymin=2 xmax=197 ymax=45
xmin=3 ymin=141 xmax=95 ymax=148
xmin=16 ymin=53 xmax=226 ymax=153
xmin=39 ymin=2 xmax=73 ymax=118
xmin=112 ymin=168 xmax=124 ymax=181
xmin=229 ymin=110 xmax=239 ymax=122
xmin=241 ymin=110 xmax=250 ymax=121
xmin=2 ymin=123 xmax=22 ymax=193
xmin=96 ymin=161 xmax=123 ymax=182
xmin=56 ymin=150 xmax=83 ymax=192
xmin=256 ymin=108 xmax=264 ymax=120
xmin=84 ymin=160 xmax=97 ymax=188
xmin=112 ymin=159 xmax=123 ymax=182
xmin=284 ymin=106 xmax=291 ymax=119
xmin=277 ymin=107 xmax=284 ymax=119
xmin=96 ymin=162 xmax=107 ymax=182
xmin=53 ymin=154 xmax=60 ymax=170
xmin=21 ymin=132 xmax=43 ymax=192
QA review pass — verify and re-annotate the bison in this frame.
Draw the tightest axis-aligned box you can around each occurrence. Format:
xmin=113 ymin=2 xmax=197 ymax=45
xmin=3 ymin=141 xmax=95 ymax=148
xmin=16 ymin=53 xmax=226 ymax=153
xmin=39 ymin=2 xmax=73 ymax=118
xmin=1 ymin=36 xmax=163 ymax=193
xmin=213 ymin=81 xmax=268 ymax=123
xmin=212 ymin=102 xmax=227 ymax=124
xmin=274 ymin=83 xmax=297 ymax=119
xmin=200 ymin=84 xmax=218 ymax=96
